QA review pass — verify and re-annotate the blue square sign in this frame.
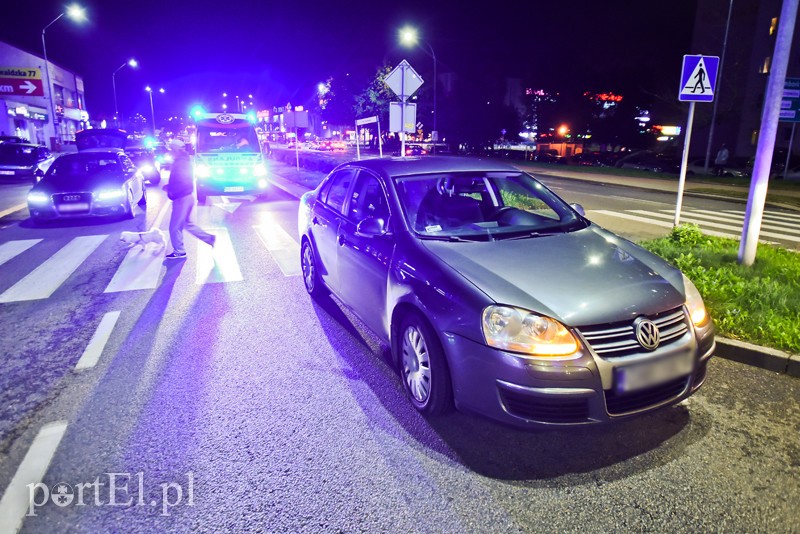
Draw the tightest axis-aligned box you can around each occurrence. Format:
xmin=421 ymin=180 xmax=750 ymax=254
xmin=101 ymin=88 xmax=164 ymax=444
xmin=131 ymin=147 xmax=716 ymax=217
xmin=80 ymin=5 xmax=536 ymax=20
xmin=679 ymin=55 xmax=720 ymax=102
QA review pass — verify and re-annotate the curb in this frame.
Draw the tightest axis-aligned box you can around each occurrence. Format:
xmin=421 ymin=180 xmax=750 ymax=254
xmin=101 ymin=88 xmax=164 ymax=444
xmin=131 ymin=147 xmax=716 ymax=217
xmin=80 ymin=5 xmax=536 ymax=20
xmin=267 ymin=162 xmax=799 ymax=379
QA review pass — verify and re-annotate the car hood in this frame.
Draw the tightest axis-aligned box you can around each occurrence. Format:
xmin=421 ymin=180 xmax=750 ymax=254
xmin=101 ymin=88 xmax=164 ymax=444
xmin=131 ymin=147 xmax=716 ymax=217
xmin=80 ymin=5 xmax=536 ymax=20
xmin=34 ymin=172 xmax=127 ymax=193
xmin=420 ymin=225 xmax=686 ymax=326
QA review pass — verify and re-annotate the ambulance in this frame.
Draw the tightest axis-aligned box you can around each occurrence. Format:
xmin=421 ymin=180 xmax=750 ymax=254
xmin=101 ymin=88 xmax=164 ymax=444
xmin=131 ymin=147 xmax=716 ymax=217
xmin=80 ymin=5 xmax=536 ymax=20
xmin=192 ymin=112 xmax=268 ymax=203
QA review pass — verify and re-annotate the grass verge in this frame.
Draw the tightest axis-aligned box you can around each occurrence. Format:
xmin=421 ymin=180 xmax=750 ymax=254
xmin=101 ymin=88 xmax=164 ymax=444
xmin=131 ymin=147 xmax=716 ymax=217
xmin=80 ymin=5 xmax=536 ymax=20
xmin=641 ymin=224 xmax=800 ymax=354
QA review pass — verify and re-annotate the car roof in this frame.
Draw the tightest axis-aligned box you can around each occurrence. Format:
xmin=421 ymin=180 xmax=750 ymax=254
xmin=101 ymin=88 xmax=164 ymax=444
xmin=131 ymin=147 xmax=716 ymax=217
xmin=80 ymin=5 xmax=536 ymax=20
xmin=337 ymin=156 xmax=521 ymax=177
xmin=56 ymin=150 xmax=122 ymax=158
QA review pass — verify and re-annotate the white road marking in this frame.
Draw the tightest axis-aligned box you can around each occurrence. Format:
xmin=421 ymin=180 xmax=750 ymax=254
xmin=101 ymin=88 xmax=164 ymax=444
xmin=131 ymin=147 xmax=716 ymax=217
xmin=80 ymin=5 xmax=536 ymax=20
xmin=0 ymin=202 xmax=27 ymax=219
xmin=632 ymin=210 xmax=800 ymax=242
xmin=663 ymin=209 xmax=800 ymax=234
xmin=74 ymin=311 xmax=121 ymax=370
xmin=0 ymin=421 xmax=68 ymax=534
xmin=152 ymin=200 xmax=171 ymax=229
xmin=253 ymin=223 xmax=301 ymax=276
xmin=196 ymin=228 xmax=243 ymax=284
xmin=0 ymin=239 xmax=41 ymax=268
xmin=0 ymin=235 xmax=107 ymax=303
xmin=104 ymin=245 xmax=165 ymax=293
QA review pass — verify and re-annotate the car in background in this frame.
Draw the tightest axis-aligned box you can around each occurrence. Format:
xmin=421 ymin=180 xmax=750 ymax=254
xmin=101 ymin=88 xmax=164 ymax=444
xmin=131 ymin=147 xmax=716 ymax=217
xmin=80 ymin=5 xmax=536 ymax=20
xmin=27 ymin=150 xmax=146 ymax=224
xmin=124 ymin=138 xmax=161 ymax=185
xmin=687 ymin=157 xmax=749 ymax=178
xmin=616 ymin=151 xmax=680 ymax=173
xmin=153 ymin=142 xmax=173 ymax=170
xmin=0 ymin=143 xmax=55 ymax=183
xmin=298 ymin=157 xmax=714 ymax=427
xmin=0 ymin=135 xmax=26 ymax=144
xmin=533 ymin=150 xmax=566 ymax=164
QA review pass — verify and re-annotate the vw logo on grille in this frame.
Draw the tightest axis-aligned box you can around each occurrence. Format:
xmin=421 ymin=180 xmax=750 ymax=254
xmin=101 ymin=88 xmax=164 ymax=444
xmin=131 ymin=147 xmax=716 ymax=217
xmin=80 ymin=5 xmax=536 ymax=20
xmin=63 ymin=194 xmax=80 ymax=202
xmin=216 ymin=113 xmax=235 ymax=124
xmin=634 ymin=318 xmax=660 ymax=351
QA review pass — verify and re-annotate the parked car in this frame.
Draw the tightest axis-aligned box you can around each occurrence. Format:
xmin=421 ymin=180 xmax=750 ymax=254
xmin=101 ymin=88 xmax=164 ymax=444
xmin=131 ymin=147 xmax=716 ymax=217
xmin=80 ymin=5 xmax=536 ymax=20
xmin=0 ymin=143 xmax=56 ymax=183
xmin=298 ymin=157 xmax=714 ymax=427
xmin=534 ymin=150 xmax=566 ymax=164
xmin=27 ymin=151 xmax=146 ymax=224
xmin=617 ymin=151 xmax=680 ymax=173
xmin=686 ymin=157 xmax=749 ymax=178
xmin=0 ymin=135 xmax=26 ymax=144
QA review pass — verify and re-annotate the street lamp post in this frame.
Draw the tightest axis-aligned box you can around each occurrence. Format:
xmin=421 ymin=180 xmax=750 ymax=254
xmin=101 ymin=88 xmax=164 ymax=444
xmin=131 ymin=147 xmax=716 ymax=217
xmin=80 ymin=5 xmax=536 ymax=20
xmin=400 ymin=26 xmax=437 ymax=152
xmin=41 ymin=3 xmax=86 ymax=148
xmin=112 ymin=58 xmax=138 ymax=128
xmin=145 ymin=86 xmax=164 ymax=135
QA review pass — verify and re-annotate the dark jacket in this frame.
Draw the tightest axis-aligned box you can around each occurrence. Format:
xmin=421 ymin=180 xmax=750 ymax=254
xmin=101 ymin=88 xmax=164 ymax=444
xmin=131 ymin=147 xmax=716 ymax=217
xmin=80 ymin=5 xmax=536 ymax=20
xmin=167 ymin=152 xmax=194 ymax=200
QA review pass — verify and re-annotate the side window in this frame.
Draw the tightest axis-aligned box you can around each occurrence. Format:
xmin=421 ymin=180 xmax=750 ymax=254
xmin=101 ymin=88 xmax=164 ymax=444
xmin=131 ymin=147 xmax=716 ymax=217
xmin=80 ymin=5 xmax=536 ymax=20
xmin=324 ymin=168 xmax=356 ymax=213
xmin=347 ymin=172 xmax=390 ymax=223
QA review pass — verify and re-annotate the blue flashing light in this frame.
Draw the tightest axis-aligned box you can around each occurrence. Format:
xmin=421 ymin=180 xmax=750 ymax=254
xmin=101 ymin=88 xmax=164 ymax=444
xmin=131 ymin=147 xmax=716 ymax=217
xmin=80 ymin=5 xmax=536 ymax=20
xmin=246 ymin=111 xmax=256 ymax=123
xmin=190 ymin=105 xmax=206 ymax=120
xmin=144 ymin=136 xmax=156 ymax=148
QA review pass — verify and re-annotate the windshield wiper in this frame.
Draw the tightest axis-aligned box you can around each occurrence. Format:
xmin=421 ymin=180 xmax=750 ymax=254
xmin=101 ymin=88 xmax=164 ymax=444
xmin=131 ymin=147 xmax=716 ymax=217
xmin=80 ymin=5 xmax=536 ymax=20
xmin=495 ymin=230 xmax=555 ymax=241
xmin=420 ymin=234 xmax=484 ymax=242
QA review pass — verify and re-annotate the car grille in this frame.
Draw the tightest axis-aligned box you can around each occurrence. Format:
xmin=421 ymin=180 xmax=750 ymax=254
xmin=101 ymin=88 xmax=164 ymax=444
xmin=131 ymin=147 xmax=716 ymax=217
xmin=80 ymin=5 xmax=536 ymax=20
xmin=604 ymin=376 xmax=689 ymax=415
xmin=577 ymin=306 xmax=689 ymax=359
xmin=498 ymin=387 xmax=590 ymax=424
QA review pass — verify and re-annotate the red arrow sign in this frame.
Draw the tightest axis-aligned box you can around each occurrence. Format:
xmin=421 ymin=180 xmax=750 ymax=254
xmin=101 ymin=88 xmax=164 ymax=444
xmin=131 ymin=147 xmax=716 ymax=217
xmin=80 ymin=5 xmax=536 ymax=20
xmin=0 ymin=77 xmax=44 ymax=96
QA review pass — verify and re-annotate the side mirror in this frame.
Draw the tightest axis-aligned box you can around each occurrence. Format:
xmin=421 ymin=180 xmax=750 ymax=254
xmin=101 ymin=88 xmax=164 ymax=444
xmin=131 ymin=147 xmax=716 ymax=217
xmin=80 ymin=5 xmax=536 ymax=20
xmin=570 ymin=203 xmax=586 ymax=217
xmin=356 ymin=217 xmax=388 ymax=238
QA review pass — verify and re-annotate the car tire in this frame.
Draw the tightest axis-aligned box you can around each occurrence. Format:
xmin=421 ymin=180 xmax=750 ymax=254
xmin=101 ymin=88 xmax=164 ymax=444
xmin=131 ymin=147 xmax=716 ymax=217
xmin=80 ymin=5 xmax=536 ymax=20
xmin=301 ymin=240 xmax=328 ymax=299
xmin=125 ymin=188 xmax=135 ymax=219
xmin=397 ymin=312 xmax=453 ymax=415
xmin=138 ymin=186 xmax=147 ymax=206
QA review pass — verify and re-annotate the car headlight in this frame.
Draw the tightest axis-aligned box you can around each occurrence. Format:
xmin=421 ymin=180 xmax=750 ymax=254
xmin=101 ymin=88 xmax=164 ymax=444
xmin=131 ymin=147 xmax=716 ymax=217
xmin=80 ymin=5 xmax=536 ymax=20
xmin=253 ymin=164 xmax=267 ymax=177
xmin=481 ymin=305 xmax=580 ymax=358
xmin=27 ymin=191 xmax=50 ymax=204
xmin=195 ymin=164 xmax=210 ymax=178
xmin=95 ymin=188 xmax=125 ymax=200
xmin=163 ymin=154 xmax=173 ymax=163
xmin=682 ymin=274 xmax=709 ymax=327
xmin=139 ymin=164 xmax=155 ymax=173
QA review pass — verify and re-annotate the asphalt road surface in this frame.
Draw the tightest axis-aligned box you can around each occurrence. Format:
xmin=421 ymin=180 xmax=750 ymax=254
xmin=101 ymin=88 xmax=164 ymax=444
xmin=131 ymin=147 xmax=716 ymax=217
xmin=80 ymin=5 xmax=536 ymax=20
xmin=0 ymin=169 xmax=798 ymax=532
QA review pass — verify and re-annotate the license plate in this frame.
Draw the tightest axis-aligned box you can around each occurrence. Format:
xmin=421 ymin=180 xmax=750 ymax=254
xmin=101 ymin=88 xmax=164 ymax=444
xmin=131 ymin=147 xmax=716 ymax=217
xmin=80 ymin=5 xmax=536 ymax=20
xmin=224 ymin=186 xmax=245 ymax=192
xmin=58 ymin=202 xmax=89 ymax=212
xmin=615 ymin=352 xmax=694 ymax=393
xmin=0 ymin=170 xmax=13 ymax=175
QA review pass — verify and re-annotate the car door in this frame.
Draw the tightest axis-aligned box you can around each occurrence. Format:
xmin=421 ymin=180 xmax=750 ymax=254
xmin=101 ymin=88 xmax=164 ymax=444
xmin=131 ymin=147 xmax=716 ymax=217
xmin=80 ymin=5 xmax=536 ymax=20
xmin=118 ymin=154 xmax=143 ymax=199
xmin=311 ymin=168 xmax=357 ymax=295
xmin=336 ymin=169 xmax=395 ymax=337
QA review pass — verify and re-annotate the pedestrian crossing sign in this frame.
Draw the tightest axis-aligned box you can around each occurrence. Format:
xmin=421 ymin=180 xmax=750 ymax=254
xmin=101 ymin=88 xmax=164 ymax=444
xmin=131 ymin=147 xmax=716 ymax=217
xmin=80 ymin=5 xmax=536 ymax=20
xmin=679 ymin=55 xmax=719 ymax=102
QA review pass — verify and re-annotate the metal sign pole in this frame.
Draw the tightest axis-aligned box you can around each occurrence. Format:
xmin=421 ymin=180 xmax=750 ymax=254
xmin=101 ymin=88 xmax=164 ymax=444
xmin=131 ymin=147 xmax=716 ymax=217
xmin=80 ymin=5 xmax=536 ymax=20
xmin=674 ymin=101 xmax=696 ymax=226
xmin=783 ymin=123 xmax=796 ymax=180
xmin=295 ymin=125 xmax=299 ymax=170
xmin=400 ymin=65 xmax=406 ymax=158
xmin=378 ymin=119 xmax=383 ymax=158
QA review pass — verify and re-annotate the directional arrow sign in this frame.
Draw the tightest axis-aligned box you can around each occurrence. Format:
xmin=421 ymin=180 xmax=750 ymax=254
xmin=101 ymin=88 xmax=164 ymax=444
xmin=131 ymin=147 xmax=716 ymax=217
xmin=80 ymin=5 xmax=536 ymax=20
xmin=0 ymin=77 xmax=44 ymax=97
xmin=385 ymin=60 xmax=423 ymax=102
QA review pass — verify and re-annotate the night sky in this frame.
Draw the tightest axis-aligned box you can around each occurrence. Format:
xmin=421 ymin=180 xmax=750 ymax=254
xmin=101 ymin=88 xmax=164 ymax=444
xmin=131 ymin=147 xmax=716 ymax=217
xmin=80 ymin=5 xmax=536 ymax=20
xmin=1 ymin=0 xmax=698 ymax=124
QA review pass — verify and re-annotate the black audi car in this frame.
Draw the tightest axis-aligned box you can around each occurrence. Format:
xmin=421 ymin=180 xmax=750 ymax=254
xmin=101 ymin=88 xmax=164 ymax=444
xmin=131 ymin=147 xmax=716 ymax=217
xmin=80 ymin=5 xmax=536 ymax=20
xmin=27 ymin=150 xmax=146 ymax=224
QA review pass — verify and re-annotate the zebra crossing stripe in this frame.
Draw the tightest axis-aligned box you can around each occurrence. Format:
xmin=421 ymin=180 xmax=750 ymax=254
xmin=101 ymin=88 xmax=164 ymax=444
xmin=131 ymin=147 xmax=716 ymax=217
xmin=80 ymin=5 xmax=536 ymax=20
xmin=0 ymin=235 xmax=108 ymax=303
xmin=104 ymin=247 xmax=165 ymax=293
xmin=0 ymin=239 xmax=41 ymax=268
xmin=253 ymin=223 xmax=301 ymax=276
xmin=632 ymin=210 xmax=800 ymax=242
xmin=666 ymin=210 xmax=800 ymax=233
xmin=196 ymin=228 xmax=243 ymax=284
xmin=725 ymin=209 xmax=800 ymax=223
xmin=591 ymin=210 xmax=746 ymax=240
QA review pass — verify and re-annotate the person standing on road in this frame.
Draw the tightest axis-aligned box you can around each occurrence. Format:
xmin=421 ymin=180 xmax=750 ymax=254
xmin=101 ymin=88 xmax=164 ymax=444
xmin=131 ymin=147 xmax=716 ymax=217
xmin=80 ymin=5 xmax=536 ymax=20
xmin=165 ymin=139 xmax=215 ymax=260
xmin=714 ymin=144 xmax=729 ymax=176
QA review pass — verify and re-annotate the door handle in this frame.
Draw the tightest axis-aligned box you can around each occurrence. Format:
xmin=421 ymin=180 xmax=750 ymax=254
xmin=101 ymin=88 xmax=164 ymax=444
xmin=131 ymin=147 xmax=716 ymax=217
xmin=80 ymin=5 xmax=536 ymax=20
xmin=337 ymin=234 xmax=346 ymax=246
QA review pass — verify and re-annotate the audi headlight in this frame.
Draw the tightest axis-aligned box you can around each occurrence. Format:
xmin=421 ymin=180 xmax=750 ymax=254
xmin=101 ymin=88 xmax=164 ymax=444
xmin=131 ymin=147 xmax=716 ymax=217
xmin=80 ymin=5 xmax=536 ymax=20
xmin=253 ymin=164 xmax=267 ymax=177
xmin=27 ymin=191 xmax=50 ymax=204
xmin=682 ymin=274 xmax=709 ymax=327
xmin=139 ymin=164 xmax=155 ymax=173
xmin=95 ymin=188 xmax=125 ymax=200
xmin=481 ymin=305 xmax=580 ymax=358
xmin=195 ymin=164 xmax=211 ymax=178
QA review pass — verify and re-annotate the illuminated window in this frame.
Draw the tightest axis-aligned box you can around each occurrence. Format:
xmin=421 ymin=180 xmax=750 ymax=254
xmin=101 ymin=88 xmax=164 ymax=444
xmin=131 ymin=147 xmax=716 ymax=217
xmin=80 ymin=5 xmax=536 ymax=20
xmin=751 ymin=130 xmax=759 ymax=145
xmin=770 ymin=17 xmax=778 ymax=36
xmin=760 ymin=56 xmax=771 ymax=74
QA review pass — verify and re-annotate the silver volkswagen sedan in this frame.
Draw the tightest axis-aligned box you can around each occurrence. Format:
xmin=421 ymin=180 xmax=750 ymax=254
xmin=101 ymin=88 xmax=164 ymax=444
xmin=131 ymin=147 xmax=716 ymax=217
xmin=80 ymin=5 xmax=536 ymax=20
xmin=298 ymin=157 xmax=715 ymax=427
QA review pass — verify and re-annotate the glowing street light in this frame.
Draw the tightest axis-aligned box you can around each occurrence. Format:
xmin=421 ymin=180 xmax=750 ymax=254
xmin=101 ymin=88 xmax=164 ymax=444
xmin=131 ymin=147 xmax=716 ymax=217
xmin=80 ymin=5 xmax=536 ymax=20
xmin=42 ymin=3 xmax=87 ymax=145
xmin=399 ymin=26 xmax=438 ymax=151
xmin=145 ymin=86 xmax=164 ymax=135
xmin=112 ymin=58 xmax=138 ymax=127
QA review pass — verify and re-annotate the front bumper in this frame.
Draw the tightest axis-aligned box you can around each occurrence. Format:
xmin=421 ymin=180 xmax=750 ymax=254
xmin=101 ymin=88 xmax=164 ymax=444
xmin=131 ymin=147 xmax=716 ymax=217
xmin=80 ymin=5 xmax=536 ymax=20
xmin=28 ymin=195 xmax=129 ymax=220
xmin=445 ymin=321 xmax=715 ymax=428
xmin=196 ymin=172 xmax=269 ymax=196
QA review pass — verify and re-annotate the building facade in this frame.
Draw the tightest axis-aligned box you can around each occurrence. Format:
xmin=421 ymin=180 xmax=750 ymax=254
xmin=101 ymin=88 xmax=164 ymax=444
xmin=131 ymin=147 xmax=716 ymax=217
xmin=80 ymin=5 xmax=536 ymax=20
xmin=0 ymin=40 xmax=88 ymax=149
xmin=691 ymin=0 xmax=800 ymax=160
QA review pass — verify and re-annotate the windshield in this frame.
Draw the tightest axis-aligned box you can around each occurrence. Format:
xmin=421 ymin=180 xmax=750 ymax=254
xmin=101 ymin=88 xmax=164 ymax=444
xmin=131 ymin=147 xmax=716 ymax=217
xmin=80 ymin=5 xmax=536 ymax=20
xmin=394 ymin=171 xmax=586 ymax=240
xmin=47 ymin=155 xmax=120 ymax=176
xmin=196 ymin=125 xmax=259 ymax=153
xmin=0 ymin=144 xmax=37 ymax=164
